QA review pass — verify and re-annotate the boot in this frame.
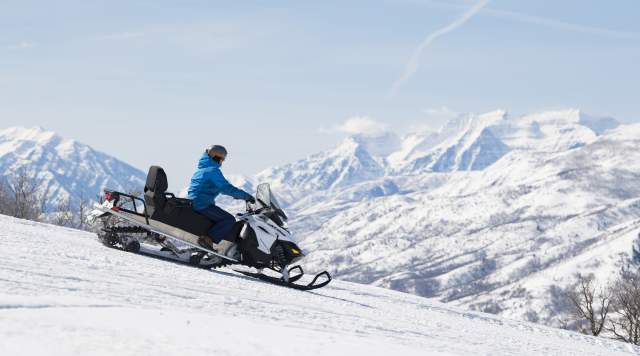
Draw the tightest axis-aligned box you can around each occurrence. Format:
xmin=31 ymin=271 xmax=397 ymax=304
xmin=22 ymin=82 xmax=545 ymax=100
xmin=216 ymin=239 xmax=239 ymax=259
xmin=198 ymin=236 xmax=215 ymax=250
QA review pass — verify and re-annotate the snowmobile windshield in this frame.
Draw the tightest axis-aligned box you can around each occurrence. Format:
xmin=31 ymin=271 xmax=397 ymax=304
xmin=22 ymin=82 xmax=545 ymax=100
xmin=255 ymin=183 xmax=288 ymax=226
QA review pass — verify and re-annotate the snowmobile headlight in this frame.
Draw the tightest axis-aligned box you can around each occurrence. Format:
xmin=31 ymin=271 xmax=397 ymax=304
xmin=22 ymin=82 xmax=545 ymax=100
xmin=291 ymin=248 xmax=301 ymax=255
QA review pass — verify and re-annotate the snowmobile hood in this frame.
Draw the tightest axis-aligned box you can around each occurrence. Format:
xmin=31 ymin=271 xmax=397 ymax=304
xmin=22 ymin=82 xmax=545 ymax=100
xmin=197 ymin=152 xmax=220 ymax=169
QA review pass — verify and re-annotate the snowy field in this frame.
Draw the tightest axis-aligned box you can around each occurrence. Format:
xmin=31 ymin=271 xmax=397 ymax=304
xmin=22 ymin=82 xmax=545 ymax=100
xmin=1 ymin=214 xmax=638 ymax=356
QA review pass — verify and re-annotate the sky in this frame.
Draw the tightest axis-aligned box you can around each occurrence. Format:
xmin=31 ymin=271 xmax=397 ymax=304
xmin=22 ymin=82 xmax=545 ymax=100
xmin=1 ymin=0 xmax=639 ymax=188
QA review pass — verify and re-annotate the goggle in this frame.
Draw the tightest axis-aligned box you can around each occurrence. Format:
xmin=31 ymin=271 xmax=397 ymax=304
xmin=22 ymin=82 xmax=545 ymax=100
xmin=212 ymin=154 xmax=226 ymax=162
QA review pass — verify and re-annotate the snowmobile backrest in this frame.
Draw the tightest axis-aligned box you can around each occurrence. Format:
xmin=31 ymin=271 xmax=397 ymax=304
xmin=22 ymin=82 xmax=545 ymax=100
xmin=144 ymin=166 xmax=168 ymax=216
xmin=141 ymin=166 xmax=211 ymax=235
xmin=145 ymin=166 xmax=168 ymax=194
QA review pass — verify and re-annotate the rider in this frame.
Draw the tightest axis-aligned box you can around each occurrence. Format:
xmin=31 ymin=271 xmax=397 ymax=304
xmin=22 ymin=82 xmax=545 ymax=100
xmin=187 ymin=145 xmax=255 ymax=256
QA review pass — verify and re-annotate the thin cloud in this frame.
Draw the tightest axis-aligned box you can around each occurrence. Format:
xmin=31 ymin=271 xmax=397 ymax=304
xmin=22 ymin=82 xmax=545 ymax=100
xmin=420 ymin=0 xmax=640 ymax=40
xmin=5 ymin=41 xmax=35 ymax=50
xmin=389 ymin=0 xmax=489 ymax=98
xmin=320 ymin=117 xmax=389 ymax=136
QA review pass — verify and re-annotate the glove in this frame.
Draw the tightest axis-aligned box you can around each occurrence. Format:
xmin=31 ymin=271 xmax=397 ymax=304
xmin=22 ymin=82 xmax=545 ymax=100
xmin=246 ymin=195 xmax=256 ymax=204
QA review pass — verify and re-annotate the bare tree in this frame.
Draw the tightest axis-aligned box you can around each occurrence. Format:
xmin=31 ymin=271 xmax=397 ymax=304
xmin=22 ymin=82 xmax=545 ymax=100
xmin=608 ymin=273 xmax=640 ymax=345
xmin=1 ymin=169 xmax=49 ymax=222
xmin=12 ymin=169 xmax=39 ymax=220
xmin=568 ymin=274 xmax=611 ymax=336
xmin=39 ymin=184 xmax=51 ymax=219
xmin=0 ymin=170 xmax=104 ymax=232
xmin=0 ymin=177 xmax=15 ymax=215
xmin=53 ymin=196 xmax=74 ymax=227
xmin=78 ymin=192 xmax=89 ymax=230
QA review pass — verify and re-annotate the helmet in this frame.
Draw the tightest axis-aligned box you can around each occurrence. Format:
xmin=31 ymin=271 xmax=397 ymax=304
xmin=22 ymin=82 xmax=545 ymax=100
xmin=206 ymin=145 xmax=228 ymax=160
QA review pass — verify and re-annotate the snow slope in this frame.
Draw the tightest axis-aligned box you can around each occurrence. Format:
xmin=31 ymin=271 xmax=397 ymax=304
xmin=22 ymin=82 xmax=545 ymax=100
xmin=1 ymin=214 xmax=638 ymax=356
xmin=0 ymin=126 xmax=145 ymax=205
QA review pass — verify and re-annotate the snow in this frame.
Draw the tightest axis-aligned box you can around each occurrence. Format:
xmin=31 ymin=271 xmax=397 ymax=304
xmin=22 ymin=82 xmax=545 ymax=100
xmin=1 ymin=214 xmax=638 ymax=356
xmin=0 ymin=126 xmax=145 ymax=206
xmin=248 ymin=110 xmax=637 ymax=328
xmin=1 ymin=109 xmax=635 ymax=342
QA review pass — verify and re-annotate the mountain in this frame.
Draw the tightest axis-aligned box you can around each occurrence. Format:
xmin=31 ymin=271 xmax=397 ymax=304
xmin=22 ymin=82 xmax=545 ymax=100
xmin=0 ymin=126 xmax=145 ymax=205
xmin=255 ymin=133 xmax=393 ymax=205
xmin=247 ymin=109 xmax=639 ymax=328
xmin=258 ymin=109 xmax=616 ymax=205
xmin=388 ymin=109 xmax=612 ymax=174
xmin=389 ymin=110 xmax=511 ymax=173
xmin=1 ymin=214 xmax=636 ymax=356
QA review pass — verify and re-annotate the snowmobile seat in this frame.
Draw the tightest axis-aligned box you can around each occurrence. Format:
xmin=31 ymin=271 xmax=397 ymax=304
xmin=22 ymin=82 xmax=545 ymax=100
xmin=144 ymin=166 xmax=213 ymax=236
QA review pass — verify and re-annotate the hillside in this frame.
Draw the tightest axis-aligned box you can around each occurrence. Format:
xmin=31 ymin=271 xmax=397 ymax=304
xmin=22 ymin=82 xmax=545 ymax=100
xmin=1 ymin=214 xmax=637 ymax=356
xmin=250 ymin=109 xmax=640 ymax=327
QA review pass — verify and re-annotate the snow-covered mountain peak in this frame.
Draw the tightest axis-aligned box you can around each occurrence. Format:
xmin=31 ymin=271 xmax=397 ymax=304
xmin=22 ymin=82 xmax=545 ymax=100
xmin=0 ymin=126 xmax=145 ymax=205
xmin=350 ymin=131 xmax=402 ymax=157
xmin=439 ymin=109 xmax=507 ymax=135
xmin=512 ymin=108 xmax=619 ymax=134
xmin=0 ymin=125 xmax=56 ymax=142
xmin=495 ymin=109 xmax=619 ymax=152
xmin=0 ymin=126 xmax=60 ymax=154
xmin=331 ymin=135 xmax=362 ymax=155
xmin=256 ymin=134 xmax=386 ymax=203
xmin=0 ymin=126 xmax=95 ymax=162
xmin=390 ymin=110 xmax=511 ymax=174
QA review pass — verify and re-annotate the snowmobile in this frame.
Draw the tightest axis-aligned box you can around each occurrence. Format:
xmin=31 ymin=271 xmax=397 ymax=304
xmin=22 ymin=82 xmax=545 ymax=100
xmin=89 ymin=166 xmax=331 ymax=291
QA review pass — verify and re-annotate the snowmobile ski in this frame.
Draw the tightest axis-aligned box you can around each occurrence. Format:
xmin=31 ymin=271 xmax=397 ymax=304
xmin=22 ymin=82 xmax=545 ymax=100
xmin=237 ymin=270 xmax=331 ymax=291
xmin=236 ymin=267 xmax=332 ymax=291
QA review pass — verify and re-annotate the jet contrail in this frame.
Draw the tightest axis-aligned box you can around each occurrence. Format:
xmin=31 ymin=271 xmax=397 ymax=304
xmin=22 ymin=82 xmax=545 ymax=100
xmin=389 ymin=0 xmax=489 ymax=97
xmin=423 ymin=0 xmax=640 ymax=40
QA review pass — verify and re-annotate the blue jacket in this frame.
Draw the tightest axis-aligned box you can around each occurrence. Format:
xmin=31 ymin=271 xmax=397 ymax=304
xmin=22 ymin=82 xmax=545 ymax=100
xmin=187 ymin=152 xmax=252 ymax=211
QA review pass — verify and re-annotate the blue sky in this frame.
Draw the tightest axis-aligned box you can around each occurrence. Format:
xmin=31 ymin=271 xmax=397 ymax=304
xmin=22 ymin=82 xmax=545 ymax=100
xmin=1 ymin=0 xmax=639 ymax=188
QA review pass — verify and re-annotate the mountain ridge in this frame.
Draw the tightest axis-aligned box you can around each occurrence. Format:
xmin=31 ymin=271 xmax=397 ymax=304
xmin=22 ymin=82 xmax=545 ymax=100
xmin=290 ymin=120 xmax=640 ymax=327
xmin=256 ymin=109 xmax=620 ymax=205
xmin=0 ymin=126 xmax=146 ymax=205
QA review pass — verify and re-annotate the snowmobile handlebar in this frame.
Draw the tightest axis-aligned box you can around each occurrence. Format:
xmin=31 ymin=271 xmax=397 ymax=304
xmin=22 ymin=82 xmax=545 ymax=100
xmin=238 ymin=203 xmax=268 ymax=219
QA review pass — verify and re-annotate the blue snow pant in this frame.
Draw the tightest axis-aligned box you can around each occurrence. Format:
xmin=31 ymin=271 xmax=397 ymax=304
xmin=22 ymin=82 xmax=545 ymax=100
xmin=195 ymin=205 xmax=236 ymax=243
